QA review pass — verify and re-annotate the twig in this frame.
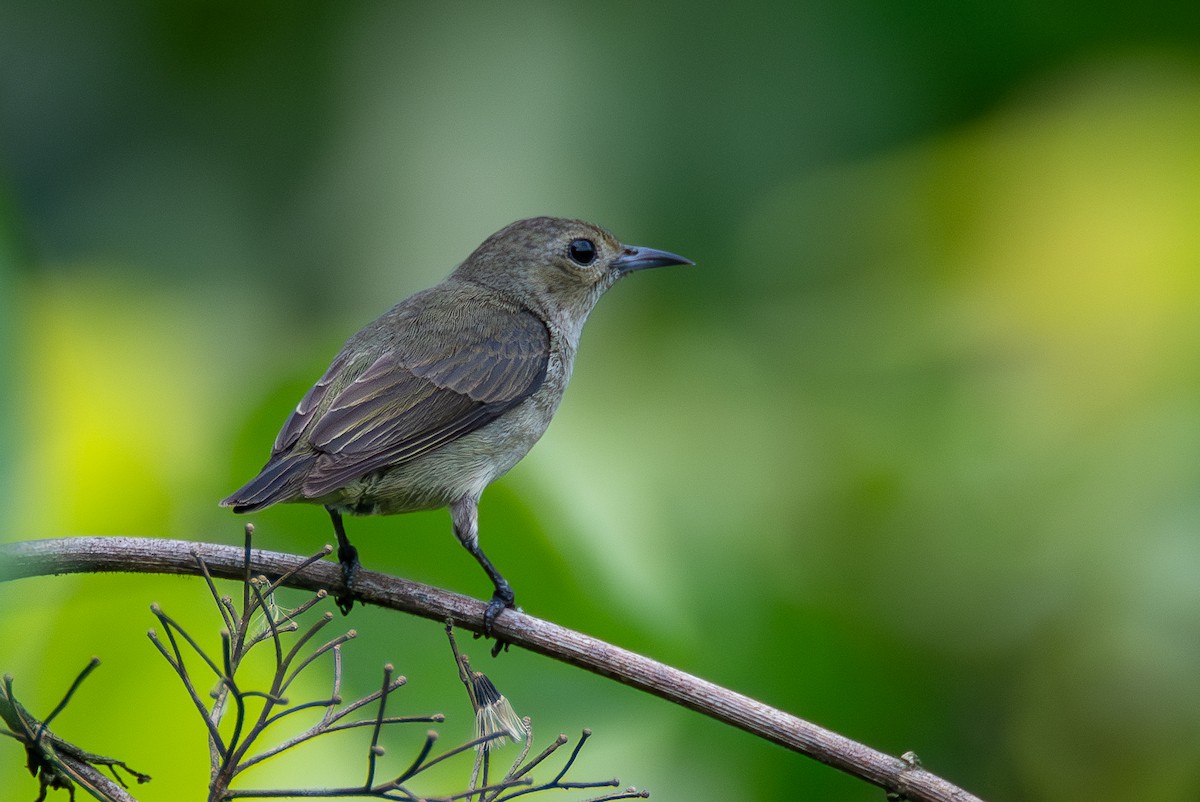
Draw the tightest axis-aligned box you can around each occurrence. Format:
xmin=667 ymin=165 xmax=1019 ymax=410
xmin=0 ymin=536 xmax=984 ymax=802
xmin=1 ymin=659 xmax=152 ymax=801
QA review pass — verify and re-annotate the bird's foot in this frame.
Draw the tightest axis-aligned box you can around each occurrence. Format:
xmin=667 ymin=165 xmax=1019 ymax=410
xmin=334 ymin=544 xmax=360 ymax=616
xmin=483 ymin=585 xmax=516 ymax=656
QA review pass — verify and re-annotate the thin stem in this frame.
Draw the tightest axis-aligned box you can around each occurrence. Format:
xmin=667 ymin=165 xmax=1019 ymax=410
xmin=392 ymin=730 xmax=437 ymax=785
xmin=249 ymin=579 xmax=286 ymax=669
xmin=365 ymin=664 xmax=394 ymax=788
xmin=153 ymin=605 xmax=227 ymax=680
xmin=36 ymin=657 xmax=100 ymax=740
xmin=147 ymin=625 xmax=226 ymax=754
xmin=245 ymin=620 xmax=300 ymax=652
xmin=260 ymin=697 xmax=340 ymax=728
xmin=412 ymin=733 xmax=506 ymax=777
xmin=241 ymin=525 xmax=254 ymax=631
xmin=195 ymin=552 xmax=238 ymax=640
xmin=508 ymin=735 xmax=567 ymax=783
xmin=265 ymin=546 xmax=335 ymax=596
xmin=282 ymin=628 xmax=355 ymax=695
xmin=551 ymin=729 xmax=590 ymax=785
xmin=323 ymin=676 xmax=408 ymax=729
xmin=439 ymin=777 xmax=533 ymax=801
xmin=218 ymin=671 xmax=248 ymax=777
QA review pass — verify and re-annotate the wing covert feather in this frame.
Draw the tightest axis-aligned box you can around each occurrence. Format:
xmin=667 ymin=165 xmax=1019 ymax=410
xmin=297 ymin=301 xmax=550 ymax=496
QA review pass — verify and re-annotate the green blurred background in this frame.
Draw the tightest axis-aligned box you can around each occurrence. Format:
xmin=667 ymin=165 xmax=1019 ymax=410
xmin=3 ymin=2 xmax=1200 ymax=800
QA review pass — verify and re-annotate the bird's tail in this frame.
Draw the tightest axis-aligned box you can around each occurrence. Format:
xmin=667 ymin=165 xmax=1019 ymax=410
xmin=220 ymin=452 xmax=317 ymax=513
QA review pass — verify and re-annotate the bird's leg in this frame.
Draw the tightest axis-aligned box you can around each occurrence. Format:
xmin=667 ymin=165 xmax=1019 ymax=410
xmin=473 ymin=545 xmax=516 ymax=632
xmin=326 ymin=506 xmax=360 ymax=615
xmin=451 ymin=497 xmax=515 ymax=641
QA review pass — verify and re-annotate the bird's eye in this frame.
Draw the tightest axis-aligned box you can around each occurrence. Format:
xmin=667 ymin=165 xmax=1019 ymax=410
xmin=567 ymin=238 xmax=597 ymax=266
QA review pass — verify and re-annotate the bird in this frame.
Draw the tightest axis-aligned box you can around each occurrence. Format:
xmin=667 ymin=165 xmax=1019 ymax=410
xmin=221 ymin=216 xmax=692 ymax=634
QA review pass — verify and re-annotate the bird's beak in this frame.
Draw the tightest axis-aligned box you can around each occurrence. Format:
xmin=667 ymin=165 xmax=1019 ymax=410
xmin=612 ymin=245 xmax=694 ymax=274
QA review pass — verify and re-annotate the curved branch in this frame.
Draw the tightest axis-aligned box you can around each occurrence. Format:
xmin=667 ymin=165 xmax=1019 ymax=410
xmin=0 ymin=536 xmax=983 ymax=802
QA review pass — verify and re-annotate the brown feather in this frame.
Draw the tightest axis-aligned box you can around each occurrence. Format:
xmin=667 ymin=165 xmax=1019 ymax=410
xmin=224 ymin=289 xmax=550 ymax=508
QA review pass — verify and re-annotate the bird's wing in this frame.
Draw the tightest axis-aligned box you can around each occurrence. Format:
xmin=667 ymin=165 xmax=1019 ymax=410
xmin=272 ymin=348 xmax=359 ymax=457
xmin=297 ymin=303 xmax=550 ymax=497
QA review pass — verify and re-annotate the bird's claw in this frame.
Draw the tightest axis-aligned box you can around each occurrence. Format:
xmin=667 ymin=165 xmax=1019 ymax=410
xmin=483 ymin=587 xmax=515 ymax=633
xmin=334 ymin=545 xmax=361 ymax=616
xmin=482 ymin=586 xmax=515 ymax=655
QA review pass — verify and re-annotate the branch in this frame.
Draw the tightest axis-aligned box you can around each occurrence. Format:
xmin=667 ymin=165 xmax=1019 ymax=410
xmin=0 ymin=536 xmax=983 ymax=802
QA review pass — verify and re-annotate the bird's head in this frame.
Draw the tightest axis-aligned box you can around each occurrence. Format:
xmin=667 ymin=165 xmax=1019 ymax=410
xmin=452 ymin=216 xmax=692 ymax=335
